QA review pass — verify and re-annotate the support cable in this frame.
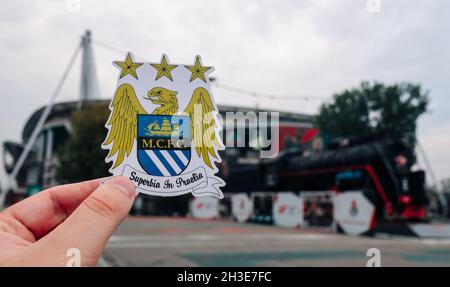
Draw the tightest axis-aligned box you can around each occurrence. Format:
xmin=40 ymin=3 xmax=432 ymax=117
xmin=7 ymin=44 xmax=81 ymax=193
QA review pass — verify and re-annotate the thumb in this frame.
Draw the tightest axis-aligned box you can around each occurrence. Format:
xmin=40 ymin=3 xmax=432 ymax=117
xmin=34 ymin=176 xmax=136 ymax=266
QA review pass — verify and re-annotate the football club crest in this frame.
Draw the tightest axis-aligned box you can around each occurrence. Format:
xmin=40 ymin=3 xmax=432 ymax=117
xmin=102 ymin=53 xmax=225 ymax=198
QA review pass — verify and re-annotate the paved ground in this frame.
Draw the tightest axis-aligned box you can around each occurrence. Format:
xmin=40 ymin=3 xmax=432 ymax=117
xmin=101 ymin=216 xmax=450 ymax=267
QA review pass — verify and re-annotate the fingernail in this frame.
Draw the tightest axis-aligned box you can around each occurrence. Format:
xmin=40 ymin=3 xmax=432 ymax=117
xmin=102 ymin=176 xmax=137 ymax=198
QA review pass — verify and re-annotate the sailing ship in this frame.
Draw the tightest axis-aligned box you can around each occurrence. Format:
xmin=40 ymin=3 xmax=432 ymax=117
xmin=145 ymin=117 xmax=180 ymax=137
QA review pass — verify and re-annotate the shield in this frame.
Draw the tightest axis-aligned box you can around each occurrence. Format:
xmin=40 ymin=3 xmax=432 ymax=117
xmin=137 ymin=114 xmax=191 ymax=176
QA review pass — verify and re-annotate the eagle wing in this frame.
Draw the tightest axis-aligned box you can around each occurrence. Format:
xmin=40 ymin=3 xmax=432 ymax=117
xmin=184 ymin=87 xmax=222 ymax=169
xmin=104 ymin=83 xmax=146 ymax=168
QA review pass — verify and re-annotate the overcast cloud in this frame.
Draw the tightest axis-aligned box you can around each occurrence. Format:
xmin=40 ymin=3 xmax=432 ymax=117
xmin=0 ymin=0 xmax=449 ymax=185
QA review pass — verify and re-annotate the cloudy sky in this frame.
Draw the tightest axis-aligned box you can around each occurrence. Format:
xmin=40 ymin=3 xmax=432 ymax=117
xmin=0 ymin=0 xmax=449 ymax=184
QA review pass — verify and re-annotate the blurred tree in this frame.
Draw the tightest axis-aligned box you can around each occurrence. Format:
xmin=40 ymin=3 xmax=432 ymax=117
xmin=316 ymin=82 xmax=429 ymax=147
xmin=57 ymin=104 xmax=111 ymax=183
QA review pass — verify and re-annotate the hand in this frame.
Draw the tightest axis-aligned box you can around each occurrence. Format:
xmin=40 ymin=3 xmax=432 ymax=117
xmin=0 ymin=176 xmax=136 ymax=266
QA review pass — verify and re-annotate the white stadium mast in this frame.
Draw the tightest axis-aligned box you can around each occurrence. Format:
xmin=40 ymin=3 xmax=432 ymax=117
xmin=79 ymin=30 xmax=100 ymax=108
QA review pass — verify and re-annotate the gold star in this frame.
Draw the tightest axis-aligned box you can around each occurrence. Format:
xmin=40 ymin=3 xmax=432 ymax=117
xmin=185 ymin=55 xmax=211 ymax=83
xmin=151 ymin=54 xmax=177 ymax=81
xmin=113 ymin=52 xmax=143 ymax=79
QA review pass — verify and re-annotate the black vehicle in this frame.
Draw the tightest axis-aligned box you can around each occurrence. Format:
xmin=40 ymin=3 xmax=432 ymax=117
xmin=261 ymin=136 xmax=428 ymax=222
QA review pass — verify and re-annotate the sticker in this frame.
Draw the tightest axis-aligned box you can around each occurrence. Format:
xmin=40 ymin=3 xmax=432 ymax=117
xmin=103 ymin=53 xmax=225 ymax=198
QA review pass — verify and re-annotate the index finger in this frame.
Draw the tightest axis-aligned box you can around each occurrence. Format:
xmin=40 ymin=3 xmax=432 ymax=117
xmin=2 ymin=178 xmax=103 ymax=240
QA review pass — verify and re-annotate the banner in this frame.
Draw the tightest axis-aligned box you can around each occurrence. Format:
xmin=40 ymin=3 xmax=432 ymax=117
xmin=231 ymin=193 xmax=253 ymax=222
xmin=273 ymin=192 xmax=304 ymax=228
xmin=123 ymin=165 xmax=222 ymax=197
xmin=333 ymin=192 xmax=375 ymax=235
xmin=190 ymin=197 xmax=219 ymax=219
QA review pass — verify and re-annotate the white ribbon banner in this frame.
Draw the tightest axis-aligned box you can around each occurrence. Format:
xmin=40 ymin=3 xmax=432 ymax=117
xmin=122 ymin=164 xmax=223 ymax=198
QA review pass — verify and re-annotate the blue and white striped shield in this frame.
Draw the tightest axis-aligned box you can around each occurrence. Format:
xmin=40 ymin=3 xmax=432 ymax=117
xmin=137 ymin=115 xmax=191 ymax=176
